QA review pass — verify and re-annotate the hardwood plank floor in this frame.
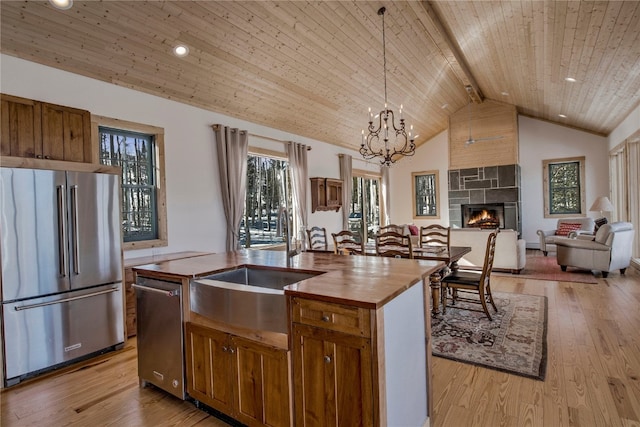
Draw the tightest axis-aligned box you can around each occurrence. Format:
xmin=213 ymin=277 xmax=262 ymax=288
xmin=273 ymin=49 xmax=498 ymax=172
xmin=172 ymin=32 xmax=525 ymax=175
xmin=1 ymin=254 xmax=639 ymax=426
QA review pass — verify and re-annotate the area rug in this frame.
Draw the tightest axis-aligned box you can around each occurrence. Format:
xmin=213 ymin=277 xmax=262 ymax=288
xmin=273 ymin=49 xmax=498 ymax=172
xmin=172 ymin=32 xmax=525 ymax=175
xmin=497 ymin=252 xmax=598 ymax=284
xmin=432 ymin=291 xmax=547 ymax=380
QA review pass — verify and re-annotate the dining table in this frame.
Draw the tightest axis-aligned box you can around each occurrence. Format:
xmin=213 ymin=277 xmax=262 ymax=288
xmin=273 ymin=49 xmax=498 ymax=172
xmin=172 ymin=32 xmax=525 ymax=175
xmin=339 ymin=243 xmax=472 ymax=316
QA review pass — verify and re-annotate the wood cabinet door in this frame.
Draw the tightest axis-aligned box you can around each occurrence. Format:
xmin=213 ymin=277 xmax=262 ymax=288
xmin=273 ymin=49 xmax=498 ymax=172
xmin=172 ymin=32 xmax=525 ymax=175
xmin=0 ymin=94 xmax=42 ymax=158
xmin=41 ymin=102 xmax=92 ymax=162
xmin=232 ymin=336 xmax=291 ymax=427
xmin=292 ymin=324 xmax=374 ymax=427
xmin=185 ymin=324 xmax=234 ymax=415
xmin=325 ymin=179 xmax=342 ymax=211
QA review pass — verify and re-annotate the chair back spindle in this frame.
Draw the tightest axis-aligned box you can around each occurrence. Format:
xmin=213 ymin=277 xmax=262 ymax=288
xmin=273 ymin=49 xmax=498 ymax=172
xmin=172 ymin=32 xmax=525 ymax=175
xmin=306 ymin=226 xmax=328 ymax=251
xmin=375 ymin=231 xmax=413 ymax=259
xmin=332 ymin=230 xmax=364 ymax=255
xmin=419 ymin=224 xmax=451 ymax=251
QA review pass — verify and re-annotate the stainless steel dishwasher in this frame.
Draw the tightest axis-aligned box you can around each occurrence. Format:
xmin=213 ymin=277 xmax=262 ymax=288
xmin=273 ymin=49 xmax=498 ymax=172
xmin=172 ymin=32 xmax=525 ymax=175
xmin=132 ymin=277 xmax=185 ymax=399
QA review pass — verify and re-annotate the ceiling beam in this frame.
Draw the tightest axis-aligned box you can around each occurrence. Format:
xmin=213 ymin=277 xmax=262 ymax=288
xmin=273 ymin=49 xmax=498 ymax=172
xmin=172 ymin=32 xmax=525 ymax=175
xmin=418 ymin=1 xmax=484 ymax=103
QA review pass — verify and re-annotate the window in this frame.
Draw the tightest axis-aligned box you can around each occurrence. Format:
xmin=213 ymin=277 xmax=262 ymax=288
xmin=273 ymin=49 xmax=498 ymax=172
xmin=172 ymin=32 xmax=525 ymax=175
xmin=349 ymin=173 xmax=381 ymax=241
xmin=412 ymin=170 xmax=440 ymax=219
xmin=543 ymin=156 xmax=586 ymax=217
xmin=240 ymin=152 xmax=290 ymax=248
xmin=95 ymin=116 xmax=167 ymax=250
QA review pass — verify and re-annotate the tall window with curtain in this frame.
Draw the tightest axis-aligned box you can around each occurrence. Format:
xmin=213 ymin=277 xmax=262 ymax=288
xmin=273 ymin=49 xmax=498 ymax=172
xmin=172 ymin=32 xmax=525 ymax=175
xmin=240 ymin=153 xmax=290 ymax=248
xmin=349 ymin=174 xmax=381 ymax=242
xmin=610 ymin=138 xmax=640 ymax=261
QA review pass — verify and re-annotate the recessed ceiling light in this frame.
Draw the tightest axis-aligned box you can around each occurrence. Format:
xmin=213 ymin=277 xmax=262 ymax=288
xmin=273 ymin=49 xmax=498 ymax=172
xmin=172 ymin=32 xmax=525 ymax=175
xmin=558 ymin=114 xmax=567 ymax=118
xmin=48 ymin=0 xmax=73 ymax=10
xmin=565 ymin=77 xmax=577 ymax=82
xmin=173 ymin=45 xmax=189 ymax=57
xmin=441 ymin=103 xmax=449 ymax=109
xmin=501 ymin=91 xmax=509 ymax=96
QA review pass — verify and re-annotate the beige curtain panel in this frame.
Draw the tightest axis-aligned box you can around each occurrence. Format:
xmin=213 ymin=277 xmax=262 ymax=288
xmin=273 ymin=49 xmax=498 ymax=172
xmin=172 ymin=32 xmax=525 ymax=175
xmin=213 ymin=124 xmax=248 ymax=251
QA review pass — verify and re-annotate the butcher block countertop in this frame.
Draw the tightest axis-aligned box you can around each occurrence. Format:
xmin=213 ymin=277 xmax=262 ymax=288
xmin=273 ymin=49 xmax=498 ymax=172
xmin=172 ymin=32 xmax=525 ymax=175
xmin=133 ymin=250 xmax=444 ymax=309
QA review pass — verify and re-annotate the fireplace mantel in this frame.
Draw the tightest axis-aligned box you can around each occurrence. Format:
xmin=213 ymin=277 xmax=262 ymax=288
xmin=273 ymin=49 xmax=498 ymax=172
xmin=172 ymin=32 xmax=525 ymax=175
xmin=448 ymin=164 xmax=521 ymax=235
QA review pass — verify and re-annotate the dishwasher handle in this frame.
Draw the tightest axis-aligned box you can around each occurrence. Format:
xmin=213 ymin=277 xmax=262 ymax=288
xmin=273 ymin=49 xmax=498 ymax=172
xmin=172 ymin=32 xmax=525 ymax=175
xmin=132 ymin=283 xmax=180 ymax=297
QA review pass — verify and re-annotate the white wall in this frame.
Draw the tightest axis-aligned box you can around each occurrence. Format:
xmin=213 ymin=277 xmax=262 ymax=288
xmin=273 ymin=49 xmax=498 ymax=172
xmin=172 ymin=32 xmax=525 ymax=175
xmin=388 ymin=130 xmax=450 ymax=226
xmin=0 ymin=55 xmax=358 ymax=259
xmin=518 ymin=116 xmax=609 ymax=246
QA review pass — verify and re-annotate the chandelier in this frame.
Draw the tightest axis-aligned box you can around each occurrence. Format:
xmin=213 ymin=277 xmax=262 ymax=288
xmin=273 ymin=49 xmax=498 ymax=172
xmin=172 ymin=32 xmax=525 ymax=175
xmin=360 ymin=7 xmax=416 ymax=167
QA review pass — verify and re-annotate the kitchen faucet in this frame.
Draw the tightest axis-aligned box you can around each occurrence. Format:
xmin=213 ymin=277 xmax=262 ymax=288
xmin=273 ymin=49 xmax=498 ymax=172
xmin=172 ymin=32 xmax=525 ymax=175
xmin=278 ymin=207 xmax=300 ymax=267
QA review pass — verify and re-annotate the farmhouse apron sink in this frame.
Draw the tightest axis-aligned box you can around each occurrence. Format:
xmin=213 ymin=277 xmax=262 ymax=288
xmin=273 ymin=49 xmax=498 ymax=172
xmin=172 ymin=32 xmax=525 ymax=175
xmin=190 ymin=266 xmax=324 ymax=333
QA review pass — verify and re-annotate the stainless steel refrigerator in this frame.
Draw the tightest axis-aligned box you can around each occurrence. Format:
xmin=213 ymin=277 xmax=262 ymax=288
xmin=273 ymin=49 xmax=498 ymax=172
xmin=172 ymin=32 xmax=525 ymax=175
xmin=0 ymin=167 xmax=124 ymax=387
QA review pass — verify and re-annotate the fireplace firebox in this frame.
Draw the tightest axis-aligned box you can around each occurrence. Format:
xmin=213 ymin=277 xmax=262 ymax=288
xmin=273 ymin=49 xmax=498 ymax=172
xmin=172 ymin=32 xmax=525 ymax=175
xmin=462 ymin=203 xmax=505 ymax=229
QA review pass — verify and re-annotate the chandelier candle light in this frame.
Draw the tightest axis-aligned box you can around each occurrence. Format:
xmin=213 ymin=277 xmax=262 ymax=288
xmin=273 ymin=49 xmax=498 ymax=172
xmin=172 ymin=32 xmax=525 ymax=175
xmin=360 ymin=7 xmax=417 ymax=167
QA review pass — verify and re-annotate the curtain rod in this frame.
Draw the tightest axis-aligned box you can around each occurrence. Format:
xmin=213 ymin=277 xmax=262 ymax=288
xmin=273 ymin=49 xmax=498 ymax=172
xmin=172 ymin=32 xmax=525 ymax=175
xmin=248 ymin=132 xmax=312 ymax=150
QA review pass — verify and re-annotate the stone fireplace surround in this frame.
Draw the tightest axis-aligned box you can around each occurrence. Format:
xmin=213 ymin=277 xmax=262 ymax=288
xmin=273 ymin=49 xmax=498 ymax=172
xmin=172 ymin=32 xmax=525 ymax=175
xmin=448 ymin=164 xmax=522 ymax=235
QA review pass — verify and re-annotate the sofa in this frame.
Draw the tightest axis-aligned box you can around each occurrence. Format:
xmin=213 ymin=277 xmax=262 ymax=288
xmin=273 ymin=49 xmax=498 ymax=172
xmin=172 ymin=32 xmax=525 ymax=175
xmin=537 ymin=217 xmax=595 ymax=256
xmin=555 ymin=221 xmax=635 ymax=277
xmin=450 ymin=228 xmax=526 ymax=274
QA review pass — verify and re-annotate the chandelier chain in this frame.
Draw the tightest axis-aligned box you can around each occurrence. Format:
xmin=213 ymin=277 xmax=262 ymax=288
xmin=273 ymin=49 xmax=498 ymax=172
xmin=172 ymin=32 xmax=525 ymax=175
xmin=381 ymin=7 xmax=388 ymax=105
xmin=359 ymin=6 xmax=416 ymax=167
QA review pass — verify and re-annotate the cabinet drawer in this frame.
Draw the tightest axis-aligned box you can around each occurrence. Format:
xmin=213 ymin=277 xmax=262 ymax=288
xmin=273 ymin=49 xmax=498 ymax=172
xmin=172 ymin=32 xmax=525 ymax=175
xmin=291 ymin=298 xmax=370 ymax=337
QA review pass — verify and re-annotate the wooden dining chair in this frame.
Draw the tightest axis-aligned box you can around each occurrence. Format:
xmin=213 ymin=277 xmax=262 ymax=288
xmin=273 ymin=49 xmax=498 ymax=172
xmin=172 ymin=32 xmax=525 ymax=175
xmin=332 ymin=230 xmax=364 ymax=255
xmin=419 ymin=224 xmax=450 ymax=250
xmin=441 ymin=230 xmax=498 ymax=320
xmin=379 ymin=224 xmax=404 ymax=234
xmin=375 ymin=231 xmax=413 ymax=259
xmin=306 ymin=226 xmax=328 ymax=251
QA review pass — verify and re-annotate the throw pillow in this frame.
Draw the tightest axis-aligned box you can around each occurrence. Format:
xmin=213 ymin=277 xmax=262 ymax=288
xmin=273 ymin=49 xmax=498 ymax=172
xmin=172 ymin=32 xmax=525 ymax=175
xmin=594 ymin=217 xmax=608 ymax=232
xmin=555 ymin=222 xmax=582 ymax=236
xmin=408 ymin=224 xmax=419 ymax=236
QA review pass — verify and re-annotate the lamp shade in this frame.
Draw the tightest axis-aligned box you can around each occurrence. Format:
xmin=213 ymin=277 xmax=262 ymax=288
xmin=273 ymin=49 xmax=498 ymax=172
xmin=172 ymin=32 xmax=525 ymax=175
xmin=589 ymin=196 xmax=614 ymax=212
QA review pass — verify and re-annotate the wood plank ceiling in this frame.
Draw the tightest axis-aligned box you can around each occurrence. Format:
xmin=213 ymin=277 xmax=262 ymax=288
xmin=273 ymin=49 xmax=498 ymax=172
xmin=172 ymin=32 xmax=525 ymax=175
xmin=1 ymin=1 xmax=639 ymax=152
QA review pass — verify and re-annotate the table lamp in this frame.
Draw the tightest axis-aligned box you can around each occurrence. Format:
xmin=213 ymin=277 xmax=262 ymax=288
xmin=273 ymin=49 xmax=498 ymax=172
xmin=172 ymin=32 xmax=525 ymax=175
xmin=589 ymin=196 xmax=614 ymax=219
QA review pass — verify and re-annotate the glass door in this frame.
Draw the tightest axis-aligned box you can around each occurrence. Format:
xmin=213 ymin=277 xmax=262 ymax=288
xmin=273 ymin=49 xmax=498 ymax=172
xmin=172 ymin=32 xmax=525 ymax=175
xmin=349 ymin=176 xmax=381 ymax=242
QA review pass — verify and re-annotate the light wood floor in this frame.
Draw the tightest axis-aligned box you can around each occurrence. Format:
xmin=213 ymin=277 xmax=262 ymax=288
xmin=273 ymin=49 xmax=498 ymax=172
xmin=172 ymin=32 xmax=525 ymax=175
xmin=1 ymin=255 xmax=639 ymax=426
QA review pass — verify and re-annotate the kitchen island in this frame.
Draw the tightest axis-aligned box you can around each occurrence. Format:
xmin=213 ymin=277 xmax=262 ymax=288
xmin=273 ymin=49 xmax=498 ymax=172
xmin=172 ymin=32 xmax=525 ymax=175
xmin=133 ymin=250 xmax=443 ymax=427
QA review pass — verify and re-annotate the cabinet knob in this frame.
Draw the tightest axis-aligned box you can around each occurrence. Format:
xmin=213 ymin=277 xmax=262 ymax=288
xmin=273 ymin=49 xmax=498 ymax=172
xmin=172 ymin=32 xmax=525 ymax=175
xmin=323 ymin=355 xmax=332 ymax=364
xmin=229 ymin=347 xmax=235 ymax=354
xmin=222 ymin=346 xmax=228 ymax=352
xmin=321 ymin=315 xmax=330 ymax=322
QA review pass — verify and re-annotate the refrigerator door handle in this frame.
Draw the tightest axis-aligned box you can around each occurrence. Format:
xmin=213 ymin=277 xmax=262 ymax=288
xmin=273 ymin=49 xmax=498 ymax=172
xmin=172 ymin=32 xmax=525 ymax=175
xmin=70 ymin=184 xmax=80 ymax=275
xmin=57 ymin=184 xmax=67 ymax=277
xmin=132 ymin=283 xmax=180 ymax=297
xmin=13 ymin=287 xmax=119 ymax=311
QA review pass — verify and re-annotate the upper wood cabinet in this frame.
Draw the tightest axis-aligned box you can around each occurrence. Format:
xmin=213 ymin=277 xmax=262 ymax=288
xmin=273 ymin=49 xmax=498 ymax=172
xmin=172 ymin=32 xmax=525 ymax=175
xmin=41 ymin=102 xmax=92 ymax=162
xmin=310 ymin=177 xmax=342 ymax=213
xmin=1 ymin=95 xmax=42 ymax=159
xmin=1 ymin=94 xmax=92 ymax=163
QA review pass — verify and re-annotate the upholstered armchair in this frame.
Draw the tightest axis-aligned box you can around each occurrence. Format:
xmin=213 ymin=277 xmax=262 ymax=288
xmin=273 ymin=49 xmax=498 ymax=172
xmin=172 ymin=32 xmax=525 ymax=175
xmin=555 ymin=222 xmax=635 ymax=277
xmin=537 ymin=217 xmax=595 ymax=256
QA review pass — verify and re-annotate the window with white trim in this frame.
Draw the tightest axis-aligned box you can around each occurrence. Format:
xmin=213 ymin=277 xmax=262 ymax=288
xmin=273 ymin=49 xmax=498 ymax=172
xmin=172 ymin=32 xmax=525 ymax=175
xmin=95 ymin=117 xmax=167 ymax=249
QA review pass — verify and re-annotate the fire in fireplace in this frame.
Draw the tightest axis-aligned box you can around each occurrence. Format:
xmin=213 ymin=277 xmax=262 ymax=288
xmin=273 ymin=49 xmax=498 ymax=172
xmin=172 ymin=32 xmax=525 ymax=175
xmin=462 ymin=203 xmax=505 ymax=229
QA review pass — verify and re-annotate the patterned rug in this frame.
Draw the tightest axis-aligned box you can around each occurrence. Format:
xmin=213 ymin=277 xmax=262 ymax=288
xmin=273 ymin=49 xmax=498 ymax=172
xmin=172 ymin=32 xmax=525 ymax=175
xmin=497 ymin=252 xmax=598 ymax=284
xmin=432 ymin=291 xmax=547 ymax=380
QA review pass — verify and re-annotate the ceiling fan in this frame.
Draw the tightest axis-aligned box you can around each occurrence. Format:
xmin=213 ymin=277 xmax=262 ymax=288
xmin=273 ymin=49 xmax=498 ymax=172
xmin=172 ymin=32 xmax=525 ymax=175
xmin=463 ymin=85 xmax=504 ymax=146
